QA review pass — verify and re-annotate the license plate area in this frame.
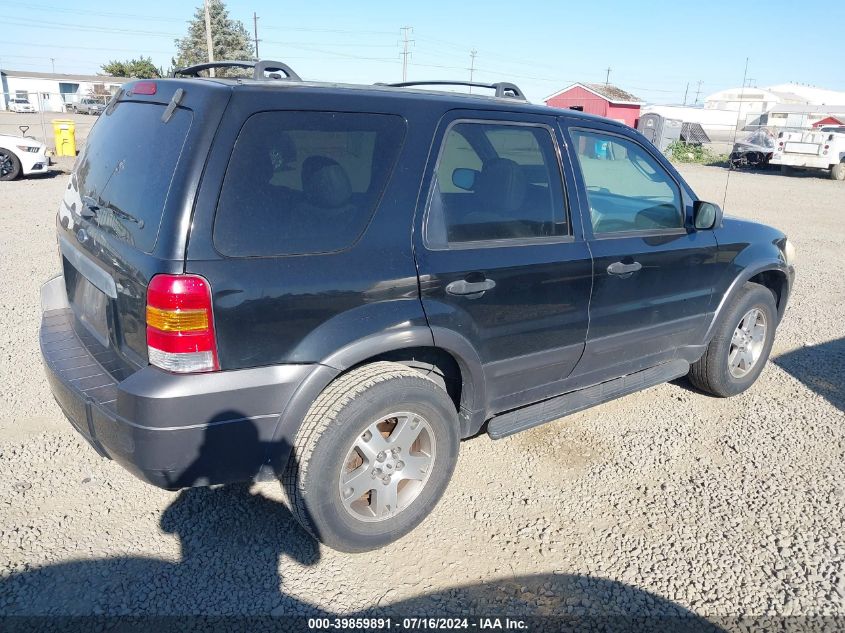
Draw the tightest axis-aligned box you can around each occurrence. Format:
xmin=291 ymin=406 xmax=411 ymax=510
xmin=64 ymin=261 xmax=110 ymax=347
xmin=785 ymin=142 xmax=820 ymax=155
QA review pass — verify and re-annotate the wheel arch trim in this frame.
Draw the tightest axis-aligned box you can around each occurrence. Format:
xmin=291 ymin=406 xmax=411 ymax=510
xmin=702 ymin=261 xmax=792 ymax=344
xmin=267 ymin=327 xmax=487 ymax=469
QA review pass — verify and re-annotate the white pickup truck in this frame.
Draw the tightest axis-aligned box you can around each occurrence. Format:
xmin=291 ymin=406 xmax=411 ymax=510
xmin=771 ymin=127 xmax=845 ymax=180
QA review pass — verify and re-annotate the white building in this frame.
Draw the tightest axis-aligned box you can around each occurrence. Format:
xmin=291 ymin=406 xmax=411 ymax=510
xmin=1 ymin=70 xmax=131 ymax=112
xmin=703 ymin=83 xmax=845 ymax=128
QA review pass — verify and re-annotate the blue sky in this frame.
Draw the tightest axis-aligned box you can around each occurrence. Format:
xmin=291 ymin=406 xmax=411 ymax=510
xmin=3 ymin=0 xmax=844 ymax=104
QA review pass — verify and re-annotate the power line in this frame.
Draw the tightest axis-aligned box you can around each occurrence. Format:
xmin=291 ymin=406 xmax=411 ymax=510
xmin=2 ymin=16 xmax=180 ymax=38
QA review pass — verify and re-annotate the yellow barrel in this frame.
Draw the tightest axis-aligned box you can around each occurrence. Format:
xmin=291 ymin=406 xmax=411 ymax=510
xmin=52 ymin=119 xmax=77 ymax=157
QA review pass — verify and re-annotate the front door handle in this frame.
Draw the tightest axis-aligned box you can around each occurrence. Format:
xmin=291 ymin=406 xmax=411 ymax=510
xmin=446 ymin=278 xmax=496 ymax=297
xmin=607 ymin=261 xmax=642 ymax=276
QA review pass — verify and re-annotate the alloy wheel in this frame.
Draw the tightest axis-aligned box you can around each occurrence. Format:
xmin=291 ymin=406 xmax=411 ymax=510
xmin=728 ymin=308 xmax=767 ymax=378
xmin=339 ymin=412 xmax=436 ymax=522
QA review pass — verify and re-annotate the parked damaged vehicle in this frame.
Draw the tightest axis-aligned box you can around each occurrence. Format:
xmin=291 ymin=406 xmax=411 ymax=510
xmin=729 ymin=128 xmax=776 ymax=169
xmin=40 ymin=60 xmax=796 ymax=552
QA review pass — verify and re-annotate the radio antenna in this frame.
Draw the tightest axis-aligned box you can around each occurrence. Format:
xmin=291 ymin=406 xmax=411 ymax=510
xmin=723 ymin=57 xmax=749 ymax=211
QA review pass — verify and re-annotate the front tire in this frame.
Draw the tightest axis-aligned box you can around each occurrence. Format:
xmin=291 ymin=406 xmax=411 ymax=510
xmin=283 ymin=362 xmax=460 ymax=552
xmin=688 ymin=282 xmax=778 ymax=397
xmin=831 ymin=161 xmax=845 ymax=181
xmin=0 ymin=149 xmax=22 ymax=181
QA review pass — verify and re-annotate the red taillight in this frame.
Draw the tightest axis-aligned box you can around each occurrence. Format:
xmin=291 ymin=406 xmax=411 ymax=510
xmin=146 ymin=274 xmax=219 ymax=373
xmin=133 ymin=81 xmax=157 ymax=95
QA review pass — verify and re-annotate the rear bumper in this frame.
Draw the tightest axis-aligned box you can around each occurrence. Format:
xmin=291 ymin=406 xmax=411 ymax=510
xmin=771 ymin=154 xmax=830 ymax=169
xmin=39 ymin=274 xmax=313 ymax=489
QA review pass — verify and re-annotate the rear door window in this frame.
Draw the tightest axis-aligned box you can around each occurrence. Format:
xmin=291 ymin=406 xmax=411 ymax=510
xmin=213 ymin=111 xmax=406 ymax=257
xmin=74 ymin=102 xmax=193 ymax=253
xmin=425 ymin=121 xmax=568 ymax=247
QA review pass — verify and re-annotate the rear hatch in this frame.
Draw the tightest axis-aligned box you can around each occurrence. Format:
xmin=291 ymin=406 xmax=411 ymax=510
xmin=56 ymin=79 xmax=229 ymax=372
xmin=779 ymin=130 xmax=825 ymax=156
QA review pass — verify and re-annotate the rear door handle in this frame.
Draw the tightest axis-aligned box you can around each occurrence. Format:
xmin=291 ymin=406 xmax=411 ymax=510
xmin=607 ymin=261 xmax=642 ymax=276
xmin=446 ymin=278 xmax=496 ymax=297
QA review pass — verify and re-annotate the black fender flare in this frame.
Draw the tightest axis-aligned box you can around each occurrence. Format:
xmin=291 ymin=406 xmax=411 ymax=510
xmin=701 ymin=261 xmax=793 ymax=345
xmin=265 ymin=326 xmax=487 ymax=472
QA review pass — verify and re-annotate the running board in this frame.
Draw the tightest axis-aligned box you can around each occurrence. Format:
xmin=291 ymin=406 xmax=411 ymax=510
xmin=487 ymin=359 xmax=690 ymax=439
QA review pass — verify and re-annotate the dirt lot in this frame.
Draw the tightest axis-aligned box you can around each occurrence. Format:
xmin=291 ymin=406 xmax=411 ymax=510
xmin=0 ymin=164 xmax=843 ymax=625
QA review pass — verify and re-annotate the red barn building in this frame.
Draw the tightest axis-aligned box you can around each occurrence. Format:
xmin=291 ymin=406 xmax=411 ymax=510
xmin=545 ymin=83 xmax=643 ymax=127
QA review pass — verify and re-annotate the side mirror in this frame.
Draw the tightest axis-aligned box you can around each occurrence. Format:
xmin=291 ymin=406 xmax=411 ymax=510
xmin=693 ymin=200 xmax=723 ymax=230
xmin=451 ymin=168 xmax=478 ymax=191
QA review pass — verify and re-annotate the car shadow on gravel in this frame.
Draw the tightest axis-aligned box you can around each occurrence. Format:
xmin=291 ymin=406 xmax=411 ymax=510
xmin=774 ymin=338 xmax=845 ymax=412
xmin=0 ymin=415 xmax=726 ymax=631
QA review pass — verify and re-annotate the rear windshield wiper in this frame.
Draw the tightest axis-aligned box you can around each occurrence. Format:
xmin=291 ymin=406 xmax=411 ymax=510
xmin=80 ymin=195 xmax=145 ymax=229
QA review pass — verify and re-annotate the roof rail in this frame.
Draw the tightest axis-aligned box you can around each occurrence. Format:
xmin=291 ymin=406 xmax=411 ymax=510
xmin=172 ymin=59 xmax=301 ymax=81
xmin=379 ymin=80 xmax=526 ymax=100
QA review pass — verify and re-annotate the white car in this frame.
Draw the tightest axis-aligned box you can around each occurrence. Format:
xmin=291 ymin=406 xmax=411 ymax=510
xmin=8 ymin=98 xmax=36 ymax=113
xmin=0 ymin=134 xmax=50 ymax=181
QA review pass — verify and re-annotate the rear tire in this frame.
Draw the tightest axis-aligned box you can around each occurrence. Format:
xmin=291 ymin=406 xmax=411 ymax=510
xmin=283 ymin=362 xmax=460 ymax=552
xmin=0 ymin=150 xmax=22 ymax=181
xmin=831 ymin=161 xmax=845 ymax=181
xmin=688 ymin=282 xmax=777 ymax=397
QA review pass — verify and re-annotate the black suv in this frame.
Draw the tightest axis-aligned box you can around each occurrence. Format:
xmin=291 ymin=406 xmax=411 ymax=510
xmin=40 ymin=60 xmax=795 ymax=552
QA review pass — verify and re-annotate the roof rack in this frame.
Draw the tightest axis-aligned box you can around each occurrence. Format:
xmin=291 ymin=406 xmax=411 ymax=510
xmin=378 ymin=80 xmax=526 ymax=100
xmin=172 ymin=59 xmax=301 ymax=81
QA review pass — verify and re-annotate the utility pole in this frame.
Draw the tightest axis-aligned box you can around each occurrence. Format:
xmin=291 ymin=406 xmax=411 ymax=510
xmin=469 ymin=49 xmax=477 ymax=93
xmin=253 ymin=12 xmax=260 ymax=59
xmin=683 ymin=82 xmax=689 ymax=105
xmin=50 ymin=58 xmax=55 ymax=74
xmin=400 ymin=26 xmax=414 ymax=82
xmin=605 ymin=66 xmax=611 ymax=86
xmin=203 ymin=0 xmax=215 ymax=77
xmin=694 ymin=80 xmax=703 ymax=104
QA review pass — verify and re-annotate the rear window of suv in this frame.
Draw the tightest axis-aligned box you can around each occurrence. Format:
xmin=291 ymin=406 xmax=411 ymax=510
xmin=213 ymin=111 xmax=406 ymax=257
xmin=74 ymin=101 xmax=193 ymax=253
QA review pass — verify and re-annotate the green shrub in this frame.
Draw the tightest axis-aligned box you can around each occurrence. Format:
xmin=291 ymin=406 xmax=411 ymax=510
xmin=667 ymin=141 xmax=727 ymax=166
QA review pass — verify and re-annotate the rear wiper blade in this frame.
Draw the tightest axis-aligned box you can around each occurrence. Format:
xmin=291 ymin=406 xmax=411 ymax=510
xmin=100 ymin=201 xmax=145 ymax=229
xmin=80 ymin=195 xmax=144 ymax=229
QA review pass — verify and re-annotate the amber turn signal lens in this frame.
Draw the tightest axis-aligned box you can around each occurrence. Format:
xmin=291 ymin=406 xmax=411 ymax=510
xmin=146 ymin=305 xmax=209 ymax=332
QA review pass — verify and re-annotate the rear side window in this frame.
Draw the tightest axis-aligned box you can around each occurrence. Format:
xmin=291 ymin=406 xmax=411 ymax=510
xmin=426 ymin=122 xmax=567 ymax=247
xmin=74 ymin=102 xmax=192 ymax=253
xmin=214 ymin=112 xmax=406 ymax=257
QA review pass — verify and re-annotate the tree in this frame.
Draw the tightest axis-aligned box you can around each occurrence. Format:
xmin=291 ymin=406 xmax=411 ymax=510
xmin=101 ymin=57 xmax=161 ymax=79
xmin=173 ymin=0 xmax=254 ymax=75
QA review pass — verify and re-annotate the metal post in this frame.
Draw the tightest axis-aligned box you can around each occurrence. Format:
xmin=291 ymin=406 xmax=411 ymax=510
xmin=37 ymin=93 xmax=48 ymax=148
xmin=253 ymin=12 xmax=260 ymax=59
xmin=204 ymin=0 xmax=216 ymax=77
xmin=400 ymin=26 xmax=413 ymax=82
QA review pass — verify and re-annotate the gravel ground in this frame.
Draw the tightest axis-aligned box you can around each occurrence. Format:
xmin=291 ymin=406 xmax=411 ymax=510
xmin=0 ymin=164 xmax=843 ymax=628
